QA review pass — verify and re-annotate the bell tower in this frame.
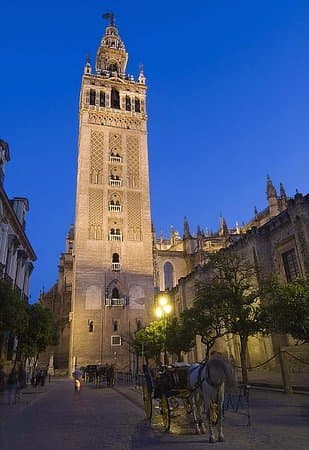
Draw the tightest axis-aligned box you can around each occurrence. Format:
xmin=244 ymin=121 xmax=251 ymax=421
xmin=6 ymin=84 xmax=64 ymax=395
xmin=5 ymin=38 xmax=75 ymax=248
xmin=70 ymin=13 xmax=153 ymax=371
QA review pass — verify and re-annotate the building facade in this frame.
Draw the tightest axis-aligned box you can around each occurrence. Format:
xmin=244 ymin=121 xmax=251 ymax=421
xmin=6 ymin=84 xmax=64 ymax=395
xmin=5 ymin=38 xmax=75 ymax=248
xmin=39 ymin=15 xmax=308 ymax=373
xmin=68 ymin=16 xmax=154 ymax=372
xmin=0 ymin=139 xmax=36 ymax=362
xmin=155 ymin=183 xmax=309 ymax=366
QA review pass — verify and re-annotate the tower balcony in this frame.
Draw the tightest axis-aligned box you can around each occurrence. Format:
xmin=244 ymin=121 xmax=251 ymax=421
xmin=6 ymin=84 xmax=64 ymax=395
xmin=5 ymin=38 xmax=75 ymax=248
xmin=109 ymin=178 xmax=122 ymax=187
xmin=105 ymin=297 xmax=127 ymax=307
xmin=109 ymin=233 xmax=123 ymax=241
xmin=109 ymin=155 xmax=122 ymax=163
xmin=109 ymin=204 xmax=122 ymax=212
xmin=112 ymin=262 xmax=121 ymax=272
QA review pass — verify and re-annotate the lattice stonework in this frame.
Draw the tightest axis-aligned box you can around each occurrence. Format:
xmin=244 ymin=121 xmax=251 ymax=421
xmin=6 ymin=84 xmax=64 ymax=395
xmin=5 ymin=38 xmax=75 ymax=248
xmin=127 ymin=192 xmax=142 ymax=241
xmin=109 ymin=133 xmax=122 ymax=153
xmin=127 ymin=136 xmax=140 ymax=188
xmin=88 ymin=189 xmax=104 ymax=240
xmin=90 ymin=130 xmax=104 ymax=184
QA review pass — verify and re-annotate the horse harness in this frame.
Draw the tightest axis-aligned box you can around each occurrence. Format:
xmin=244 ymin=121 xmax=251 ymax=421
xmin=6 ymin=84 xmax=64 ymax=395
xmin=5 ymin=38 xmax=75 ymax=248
xmin=192 ymin=360 xmax=222 ymax=391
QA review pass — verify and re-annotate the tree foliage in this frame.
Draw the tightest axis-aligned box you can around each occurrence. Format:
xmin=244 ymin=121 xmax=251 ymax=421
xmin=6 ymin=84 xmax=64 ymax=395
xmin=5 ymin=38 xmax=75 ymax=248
xmin=266 ymin=277 xmax=309 ymax=344
xmin=191 ymin=252 xmax=270 ymax=383
xmin=165 ymin=316 xmax=196 ymax=360
xmin=17 ymin=303 xmax=59 ymax=361
xmin=0 ymin=280 xmax=28 ymax=338
xmin=132 ymin=320 xmax=165 ymax=363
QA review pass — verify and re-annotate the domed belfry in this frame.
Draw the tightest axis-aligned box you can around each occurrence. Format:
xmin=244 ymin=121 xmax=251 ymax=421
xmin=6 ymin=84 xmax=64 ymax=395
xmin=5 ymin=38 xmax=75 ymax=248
xmin=69 ymin=13 xmax=153 ymax=371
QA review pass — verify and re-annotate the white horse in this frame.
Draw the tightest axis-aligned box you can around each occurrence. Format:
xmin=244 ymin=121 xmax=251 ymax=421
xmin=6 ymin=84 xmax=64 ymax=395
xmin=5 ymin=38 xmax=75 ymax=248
xmin=188 ymin=356 xmax=235 ymax=443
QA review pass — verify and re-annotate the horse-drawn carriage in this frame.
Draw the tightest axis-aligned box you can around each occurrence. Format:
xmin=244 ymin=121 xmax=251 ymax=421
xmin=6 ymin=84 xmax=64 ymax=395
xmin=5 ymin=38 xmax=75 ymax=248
xmin=143 ymin=357 xmax=235 ymax=443
xmin=83 ymin=363 xmax=115 ymax=387
xmin=95 ymin=364 xmax=115 ymax=388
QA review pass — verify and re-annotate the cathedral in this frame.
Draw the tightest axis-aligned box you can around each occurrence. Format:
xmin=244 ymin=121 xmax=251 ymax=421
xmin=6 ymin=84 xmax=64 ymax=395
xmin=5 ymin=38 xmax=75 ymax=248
xmin=40 ymin=16 xmax=309 ymax=373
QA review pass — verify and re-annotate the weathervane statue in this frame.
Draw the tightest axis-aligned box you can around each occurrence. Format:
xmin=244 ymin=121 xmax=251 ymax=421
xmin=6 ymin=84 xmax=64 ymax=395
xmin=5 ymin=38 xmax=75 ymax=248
xmin=102 ymin=12 xmax=115 ymax=26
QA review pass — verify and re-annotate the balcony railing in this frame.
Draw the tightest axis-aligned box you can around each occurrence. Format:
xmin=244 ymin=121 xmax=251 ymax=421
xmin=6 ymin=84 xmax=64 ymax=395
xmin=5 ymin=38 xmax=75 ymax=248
xmin=105 ymin=297 xmax=127 ymax=307
xmin=109 ymin=233 xmax=122 ymax=241
xmin=109 ymin=155 xmax=122 ymax=163
xmin=109 ymin=179 xmax=122 ymax=187
xmin=109 ymin=204 xmax=122 ymax=212
xmin=112 ymin=262 xmax=121 ymax=272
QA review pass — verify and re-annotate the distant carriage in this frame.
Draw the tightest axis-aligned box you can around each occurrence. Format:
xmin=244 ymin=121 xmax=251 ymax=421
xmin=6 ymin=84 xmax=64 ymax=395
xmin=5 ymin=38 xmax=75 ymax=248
xmin=95 ymin=364 xmax=115 ymax=388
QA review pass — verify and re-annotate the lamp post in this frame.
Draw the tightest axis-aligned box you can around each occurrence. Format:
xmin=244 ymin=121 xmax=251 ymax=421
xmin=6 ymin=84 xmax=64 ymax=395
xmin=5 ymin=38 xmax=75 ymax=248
xmin=155 ymin=294 xmax=172 ymax=365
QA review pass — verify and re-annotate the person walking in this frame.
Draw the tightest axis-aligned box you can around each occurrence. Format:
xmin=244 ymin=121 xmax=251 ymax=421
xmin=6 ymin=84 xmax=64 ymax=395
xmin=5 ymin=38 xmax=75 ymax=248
xmin=7 ymin=368 xmax=18 ymax=405
xmin=0 ymin=364 xmax=6 ymax=392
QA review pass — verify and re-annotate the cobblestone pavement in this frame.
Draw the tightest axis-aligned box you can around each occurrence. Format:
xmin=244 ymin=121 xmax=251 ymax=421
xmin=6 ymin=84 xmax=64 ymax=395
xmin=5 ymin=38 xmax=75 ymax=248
xmin=0 ymin=379 xmax=308 ymax=450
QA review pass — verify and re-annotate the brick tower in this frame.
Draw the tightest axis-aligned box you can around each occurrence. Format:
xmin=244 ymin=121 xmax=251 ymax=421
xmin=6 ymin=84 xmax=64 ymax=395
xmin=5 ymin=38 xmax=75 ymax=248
xmin=69 ymin=14 xmax=153 ymax=372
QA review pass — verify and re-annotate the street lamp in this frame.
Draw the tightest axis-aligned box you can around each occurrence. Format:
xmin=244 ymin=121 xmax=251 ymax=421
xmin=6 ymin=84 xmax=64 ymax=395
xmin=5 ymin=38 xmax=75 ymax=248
xmin=155 ymin=294 xmax=172 ymax=365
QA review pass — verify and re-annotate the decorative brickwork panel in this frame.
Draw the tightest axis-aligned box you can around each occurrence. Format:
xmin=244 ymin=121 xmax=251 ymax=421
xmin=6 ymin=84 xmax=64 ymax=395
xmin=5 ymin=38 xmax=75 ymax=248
xmin=90 ymin=130 xmax=104 ymax=184
xmin=88 ymin=112 xmax=143 ymax=131
xmin=127 ymin=136 xmax=140 ymax=189
xmin=88 ymin=189 xmax=103 ymax=240
xmin=109 ymin=132 xmax=122 ymax=153
xmin=127 ymin=191 xmax=142 ymax=241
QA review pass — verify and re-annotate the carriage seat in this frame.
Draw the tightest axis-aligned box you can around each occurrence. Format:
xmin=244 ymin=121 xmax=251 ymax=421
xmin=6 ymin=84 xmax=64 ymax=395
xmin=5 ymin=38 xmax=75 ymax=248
xmin=170 ymin=364 xmax=190 ymax=389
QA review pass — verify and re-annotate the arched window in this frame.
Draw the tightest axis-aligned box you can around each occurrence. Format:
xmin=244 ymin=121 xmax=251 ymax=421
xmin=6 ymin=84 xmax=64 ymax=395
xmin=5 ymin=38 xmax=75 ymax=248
xmin=113 ymin=320 xmax=118 ymax=332
xmin=111 ymin=88 xmax=120 ymax=109
xmin=164 ymin=262 xmax=174 ymax=290
xmin=112 ymin=253 xmax=119 ymax=263
xmin=90 ymin=89 xmax=96 ymax=106
xmin=126 ymin=96 xmax=131 ymax=111
xmin=136 ymin=319 xmax=142 ymax=331
xmin=112 ymin=287 xmax=119 ymax=298
xmin=100 ymin=91 xmax=105 ymax=107
xmin=135 ymin=98 xmax=140 ymax=112
xmin=88 ymin=320 xmax=94 ymax=333
xmin=109 ymin=63 xmax=118 ymax=72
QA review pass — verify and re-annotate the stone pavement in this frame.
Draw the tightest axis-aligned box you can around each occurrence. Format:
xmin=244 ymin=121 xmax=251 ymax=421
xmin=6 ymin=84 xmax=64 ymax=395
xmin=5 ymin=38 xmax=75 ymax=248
xmin=115 ymin=381 xmax=309 ymax=449
xmin=0 ymin=378 xmax=308 ymax=449
xmin=0 ymin=378 xmax=60 ymax=425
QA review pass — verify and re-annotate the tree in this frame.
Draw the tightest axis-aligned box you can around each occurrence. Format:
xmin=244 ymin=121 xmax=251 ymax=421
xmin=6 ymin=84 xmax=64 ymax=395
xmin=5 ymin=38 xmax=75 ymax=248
xmin=0 ymin=280 xmax=28 ymax=336
xmin=193 ymin=252 xmax=270 ymax=384
xmin=17 ymin=303 xmax=58 ymax=366
xmin=165 ymin=316 xmax=196 ymax=361
xmin=185 ymin=279 xmax=233 ymax=360
xmin=0 ymin=280 xmax=28 ymax=362
xmin=132 ymin=321 xmax=165 ymax=364
xmin=266 ymin=278 xmax=309 ymax=344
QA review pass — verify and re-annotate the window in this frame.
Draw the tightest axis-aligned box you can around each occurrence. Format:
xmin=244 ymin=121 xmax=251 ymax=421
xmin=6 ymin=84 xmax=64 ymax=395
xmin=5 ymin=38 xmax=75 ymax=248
xmin=88 ymin=320 xmax=94 ymax=333
xmin=112 ymin=253 xmax=119 ymax=263
xmin=109 ymin=63 xmax=118 ymax=73
xmin=113 ymin=320 xmax=118 ymax=332
xmin=112 ymin=253 xmax=120 ymax=272
xmin=111 ymin=88 xmax=120 ymax=109
xmin=135 ymin=98 xmax=140 ymax=112
xmin=112 ymin=287 xmax=119 ymax=299
xmin=90 ymin=89 xmax=96 ymax=106
xmin=164 ymin=262 xmax=174 ymax=290
xmin=111 ymin=335 xmax=122 ymax=346
xmin=100 ymin=91 xmax=105 ymax=107
xmin=125 ymin=95 xmax=131 ymax=111
xmin=136 ymin=319 xmax=142 ymax=331
xmin=282 ymin=249 xmax=300 ymax=282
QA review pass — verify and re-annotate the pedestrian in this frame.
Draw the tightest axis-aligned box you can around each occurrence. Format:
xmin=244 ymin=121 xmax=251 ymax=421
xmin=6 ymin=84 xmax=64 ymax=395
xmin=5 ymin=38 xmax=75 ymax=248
xmin=72 ymin=368 xmax=82 ymax=392
xmin=16 ymin=364 xmax=27 ymax=401
xmin=40 ymin=368 xmax=47 ymax=386
xmin=0 ymin=364 xmax=6 ymax=392
xmin=7 ymin=368 xmax=18 ymax=405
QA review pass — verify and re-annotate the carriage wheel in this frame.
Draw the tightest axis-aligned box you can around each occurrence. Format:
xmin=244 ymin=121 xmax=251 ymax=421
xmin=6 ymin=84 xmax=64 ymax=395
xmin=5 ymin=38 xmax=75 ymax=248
xmin=160 ymin=394 xmax=171 ymax=431
xmin=143 ymin=383 xmax=152 ymax=421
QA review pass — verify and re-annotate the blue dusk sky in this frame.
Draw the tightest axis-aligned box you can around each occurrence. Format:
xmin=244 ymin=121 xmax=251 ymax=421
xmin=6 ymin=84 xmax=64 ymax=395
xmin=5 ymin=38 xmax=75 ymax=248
xmin=1 ymin=1 xmax=308 ymax=302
